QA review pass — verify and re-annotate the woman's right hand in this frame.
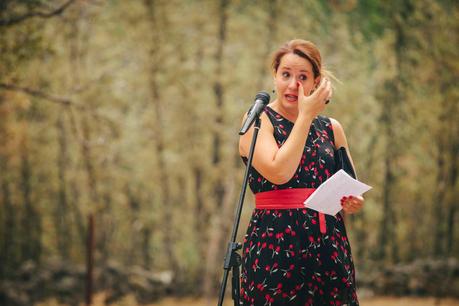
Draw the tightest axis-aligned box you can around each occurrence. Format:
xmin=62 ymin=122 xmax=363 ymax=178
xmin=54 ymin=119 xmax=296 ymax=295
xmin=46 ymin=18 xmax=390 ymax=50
xmin=297 ymin=78 xmax=332 ymax=120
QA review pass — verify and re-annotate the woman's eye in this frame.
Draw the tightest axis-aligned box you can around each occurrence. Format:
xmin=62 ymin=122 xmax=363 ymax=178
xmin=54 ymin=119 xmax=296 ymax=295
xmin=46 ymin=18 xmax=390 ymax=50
xmin=299 ymin=75 xmax=307 ymax=81
xmin=282 ymin=72 xmax=290 ymax=78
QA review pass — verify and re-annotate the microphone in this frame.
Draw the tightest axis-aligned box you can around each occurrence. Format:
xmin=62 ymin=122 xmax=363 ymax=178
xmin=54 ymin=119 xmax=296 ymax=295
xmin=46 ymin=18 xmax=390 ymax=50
xmin=239 ymin=91 xmax=270 ymax=135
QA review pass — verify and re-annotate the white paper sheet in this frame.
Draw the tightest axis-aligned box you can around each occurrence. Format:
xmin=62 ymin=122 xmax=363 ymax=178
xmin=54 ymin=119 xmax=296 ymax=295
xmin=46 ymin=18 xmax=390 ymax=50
xmin=304 ymin=170 xmax=372 ymax=216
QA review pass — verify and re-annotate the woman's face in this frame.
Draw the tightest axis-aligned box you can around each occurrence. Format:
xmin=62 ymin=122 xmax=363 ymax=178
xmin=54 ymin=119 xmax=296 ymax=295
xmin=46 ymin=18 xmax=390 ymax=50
xmin=274 ymin=52 xmax=319 ymax=113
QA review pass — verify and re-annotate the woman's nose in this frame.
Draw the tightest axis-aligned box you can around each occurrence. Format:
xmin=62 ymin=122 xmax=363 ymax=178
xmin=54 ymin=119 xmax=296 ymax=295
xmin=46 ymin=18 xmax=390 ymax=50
xmin=288 ymin=77 xmax=299 ymax=89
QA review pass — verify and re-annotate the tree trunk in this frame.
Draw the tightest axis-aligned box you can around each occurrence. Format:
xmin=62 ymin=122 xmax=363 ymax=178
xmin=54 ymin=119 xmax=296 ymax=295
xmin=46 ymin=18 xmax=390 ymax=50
xmin=433 ymin=139 xmax=447 ymax=256
xmin=56 ymin=113 xmax=71 ymax=258
xmin=255 ymin=0 xmax=278 ymax=91
xmin=100 ymin=184 xmax=114 ymax=262
xmin=66 ymin=2 xmax=98 ymax=258
xmin=0 ymin=159 xmax=16 ymax=278
xmin=144 ymin=0 xmax=178 ymax=276
xmin=443 ymin=94 xmax=459 ymax=256
xmin=0 ymin=94 xmax=17 ymax=278
xmin=204 ymin=176 xmax=236 ymax=304
xmin=69 ymin=182 xmax=87 ymax=248
xmin=376 ymin=80 xmax=398 ymax=263
xmin=193 ymin=166 xmax=206 ymax=241
xmin=125 ymin=184 xmax=152 ymax=268
xmin=377 ymin=136 xmax=393 ymax=261
xmin=20 ymin=142 xmax=42 ymax=262
xmin=376 ymin=3 xmax=412 ymax=262
xmin=446 ymin=131 xmax=458 ymax=255
xmin=203 ymin=0 xmax=229 ymax=299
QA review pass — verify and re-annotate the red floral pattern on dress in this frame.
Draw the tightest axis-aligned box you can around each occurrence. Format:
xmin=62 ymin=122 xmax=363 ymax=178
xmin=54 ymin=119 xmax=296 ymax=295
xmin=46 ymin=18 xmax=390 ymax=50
xmin=240 ymin=106 xmax=359 ymax=305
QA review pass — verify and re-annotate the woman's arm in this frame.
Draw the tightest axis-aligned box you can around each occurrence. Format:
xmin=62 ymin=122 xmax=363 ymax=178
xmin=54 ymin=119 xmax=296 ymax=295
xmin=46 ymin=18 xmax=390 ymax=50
xmin=239 ymin=79 xmax=331 ymax=185
xmin=239 ymin=111 xmax=314 ymax=185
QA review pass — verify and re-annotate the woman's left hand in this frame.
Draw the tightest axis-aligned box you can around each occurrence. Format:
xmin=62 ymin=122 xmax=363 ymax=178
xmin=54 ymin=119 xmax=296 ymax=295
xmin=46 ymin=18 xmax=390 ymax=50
xmin=341 ymin=195 xmax=364 ymax=214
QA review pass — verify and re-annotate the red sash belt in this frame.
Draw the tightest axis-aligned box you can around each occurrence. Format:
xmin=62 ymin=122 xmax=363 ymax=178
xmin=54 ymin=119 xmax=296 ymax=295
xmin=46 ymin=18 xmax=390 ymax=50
xmin=255 ymin=188 xmax=327 ymax=234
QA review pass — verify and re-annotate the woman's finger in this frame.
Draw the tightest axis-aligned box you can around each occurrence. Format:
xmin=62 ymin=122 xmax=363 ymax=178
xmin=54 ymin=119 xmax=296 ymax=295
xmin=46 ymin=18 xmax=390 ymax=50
xmin=312 ymin=77 xmax=327 ymax=97
xmin=342 ymin=196 xmax=363 ymax=213
xmin=349 ymin=195 xmax=363 ymax=204
xmin=317 ymin=78 xmax=328 ymax=98
xmin=297 ymin=81 xmax=305 ymax=100
xmin=343 ymin=206 xmax=355 ymax=214
xmin=342 ymin=202 xmax=352 ymax=213
xmin=351 ymin=198 xmax=364 ymax=210
xmin=352 ymin=201 xmax=362 ymax=211
xmin=348 ymin=202 xmax=360 ymax=213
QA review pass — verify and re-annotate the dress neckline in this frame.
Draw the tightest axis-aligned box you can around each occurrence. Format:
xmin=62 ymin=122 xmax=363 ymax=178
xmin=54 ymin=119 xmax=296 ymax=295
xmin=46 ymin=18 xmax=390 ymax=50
xmin=266 ymin=105 xmax=295 ymax=124
xmin=266 ymin=105 xmax=317 ymax=125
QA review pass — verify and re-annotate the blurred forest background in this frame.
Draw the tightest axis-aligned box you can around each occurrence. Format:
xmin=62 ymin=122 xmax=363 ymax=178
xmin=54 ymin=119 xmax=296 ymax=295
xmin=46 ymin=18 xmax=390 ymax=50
xmin=0 ymin=0 xmax=458 ymax=305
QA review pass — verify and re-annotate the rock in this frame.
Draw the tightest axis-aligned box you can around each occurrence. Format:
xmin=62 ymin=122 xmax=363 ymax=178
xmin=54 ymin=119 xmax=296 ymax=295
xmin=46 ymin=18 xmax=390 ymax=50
xmin=358 ymin=258 xmax=459 ymax=298
xmin=0 ymin=281 xmax=30 ymax=306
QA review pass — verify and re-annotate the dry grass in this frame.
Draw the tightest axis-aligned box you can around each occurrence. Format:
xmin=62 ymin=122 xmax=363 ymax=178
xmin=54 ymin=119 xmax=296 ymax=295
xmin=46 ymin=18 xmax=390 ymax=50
xmin=148 ymin=297 xmax=459 ymax=306
xmin=37 ymin=293 xmax=459 ymax=306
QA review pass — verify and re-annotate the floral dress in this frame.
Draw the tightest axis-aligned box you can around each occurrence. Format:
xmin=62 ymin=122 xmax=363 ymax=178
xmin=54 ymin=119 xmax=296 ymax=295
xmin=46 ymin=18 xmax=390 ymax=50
xmin=240 ymin=106 xmax=359 ymax=306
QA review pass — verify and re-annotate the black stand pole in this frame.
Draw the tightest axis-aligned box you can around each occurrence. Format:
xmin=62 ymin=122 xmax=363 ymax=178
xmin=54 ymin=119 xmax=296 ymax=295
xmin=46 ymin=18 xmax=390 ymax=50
xmin=217 ymin=117 xmax=261 ymax=306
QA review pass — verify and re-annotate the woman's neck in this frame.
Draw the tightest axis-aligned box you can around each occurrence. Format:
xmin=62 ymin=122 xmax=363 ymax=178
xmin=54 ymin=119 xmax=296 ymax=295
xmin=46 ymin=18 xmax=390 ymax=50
xmin=270 ymin=100 xmax=299 ymax=123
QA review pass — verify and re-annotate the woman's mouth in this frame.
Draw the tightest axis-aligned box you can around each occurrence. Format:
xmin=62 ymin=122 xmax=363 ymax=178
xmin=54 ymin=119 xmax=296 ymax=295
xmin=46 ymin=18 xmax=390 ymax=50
xmin=285 ymin=94 xmax=298 ymax=102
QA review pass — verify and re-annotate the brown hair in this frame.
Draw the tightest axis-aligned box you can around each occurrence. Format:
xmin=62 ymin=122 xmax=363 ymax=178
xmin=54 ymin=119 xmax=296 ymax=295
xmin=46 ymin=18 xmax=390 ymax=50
xmin=271 ymin=39 xmax=325 ymax=79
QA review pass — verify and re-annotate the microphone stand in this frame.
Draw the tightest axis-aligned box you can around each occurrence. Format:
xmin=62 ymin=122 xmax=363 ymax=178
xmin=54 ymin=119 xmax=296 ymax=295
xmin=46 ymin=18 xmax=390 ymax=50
xmin=217 ymin=116 xmax=262 ymax=306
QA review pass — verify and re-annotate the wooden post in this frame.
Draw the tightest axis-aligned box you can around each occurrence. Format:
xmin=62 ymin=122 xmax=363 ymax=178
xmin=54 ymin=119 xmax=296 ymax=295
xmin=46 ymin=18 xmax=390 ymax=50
xmin=86 ymin=214 xmax=94 ymax=306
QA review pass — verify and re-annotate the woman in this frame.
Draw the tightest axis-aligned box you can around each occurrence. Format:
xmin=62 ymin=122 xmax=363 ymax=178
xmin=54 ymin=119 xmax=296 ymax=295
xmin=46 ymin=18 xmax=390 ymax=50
xmin=239 ymin=39 xmax=364 ymax=305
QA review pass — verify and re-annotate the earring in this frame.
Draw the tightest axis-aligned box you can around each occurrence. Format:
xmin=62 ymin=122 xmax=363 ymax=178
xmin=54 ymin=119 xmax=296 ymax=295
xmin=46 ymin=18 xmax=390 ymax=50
xmin=272 ymin=88 xmax=276 ymax=94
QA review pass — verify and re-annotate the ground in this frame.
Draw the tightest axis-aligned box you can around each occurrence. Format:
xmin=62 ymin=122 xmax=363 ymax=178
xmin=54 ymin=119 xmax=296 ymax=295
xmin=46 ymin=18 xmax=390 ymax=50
xmin=149 ymin=297 xmax=459 ymax=306
xmin=37 ymin=293 xmax=459 ymax=306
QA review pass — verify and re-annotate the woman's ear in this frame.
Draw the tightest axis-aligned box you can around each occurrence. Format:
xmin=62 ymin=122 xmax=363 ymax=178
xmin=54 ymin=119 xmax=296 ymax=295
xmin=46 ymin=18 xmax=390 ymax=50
xmin=314 ymin=76 xmax=321 ymax=88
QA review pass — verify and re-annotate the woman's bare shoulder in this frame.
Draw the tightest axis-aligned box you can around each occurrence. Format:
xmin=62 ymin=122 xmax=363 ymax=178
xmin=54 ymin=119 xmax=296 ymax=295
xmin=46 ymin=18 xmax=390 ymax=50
xmin=329 ymin=117 xmax=343 ymax=131
xmin=329 ymin=117 xmax=347 ymax=149
xmin=239 ymin=110 xmax=274 ymax=158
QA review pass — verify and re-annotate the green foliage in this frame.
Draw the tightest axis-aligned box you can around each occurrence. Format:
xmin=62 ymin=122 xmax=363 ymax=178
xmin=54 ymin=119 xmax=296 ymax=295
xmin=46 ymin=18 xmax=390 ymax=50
xmin=0 ymin=0 xmax=457 ymax=295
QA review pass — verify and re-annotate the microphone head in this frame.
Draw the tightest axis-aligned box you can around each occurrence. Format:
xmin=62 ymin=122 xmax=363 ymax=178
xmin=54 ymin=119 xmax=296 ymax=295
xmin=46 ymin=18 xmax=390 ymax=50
xmin=255 ymin=91 xmax=270 ymax=105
